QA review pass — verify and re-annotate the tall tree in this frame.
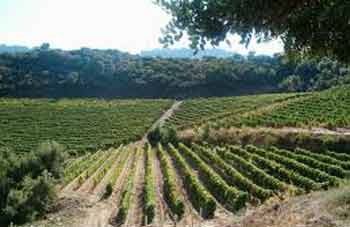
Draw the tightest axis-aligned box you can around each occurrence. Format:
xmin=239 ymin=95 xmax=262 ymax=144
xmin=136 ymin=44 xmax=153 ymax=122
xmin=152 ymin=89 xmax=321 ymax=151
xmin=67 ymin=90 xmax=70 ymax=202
xmin=156 ymin=0 xmax=350 ymax=62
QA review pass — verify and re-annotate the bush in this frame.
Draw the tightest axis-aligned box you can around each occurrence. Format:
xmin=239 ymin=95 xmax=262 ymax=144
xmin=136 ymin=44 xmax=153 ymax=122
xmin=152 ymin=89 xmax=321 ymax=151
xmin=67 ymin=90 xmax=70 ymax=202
xmin=147 ymin=126 xmax=178 ymax=146
xmin=147 ymin=126 xmax=162 ymax=146
xmin=0 ymin=141 xmax=66 ymax=226
xmin=104 ymin=183 xmax=113 ymax=198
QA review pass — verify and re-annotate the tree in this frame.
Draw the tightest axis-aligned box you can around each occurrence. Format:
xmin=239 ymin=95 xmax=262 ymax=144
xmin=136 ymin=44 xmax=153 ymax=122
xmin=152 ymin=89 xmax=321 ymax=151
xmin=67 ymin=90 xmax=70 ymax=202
xmin=156 ymin=0 xmax=350 ymax=62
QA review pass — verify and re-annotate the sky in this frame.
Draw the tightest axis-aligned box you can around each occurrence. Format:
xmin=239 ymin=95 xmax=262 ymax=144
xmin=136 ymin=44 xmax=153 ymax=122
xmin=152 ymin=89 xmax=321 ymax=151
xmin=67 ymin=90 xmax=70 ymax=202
xmin=0 ymin=0 xmax=284 ymax=55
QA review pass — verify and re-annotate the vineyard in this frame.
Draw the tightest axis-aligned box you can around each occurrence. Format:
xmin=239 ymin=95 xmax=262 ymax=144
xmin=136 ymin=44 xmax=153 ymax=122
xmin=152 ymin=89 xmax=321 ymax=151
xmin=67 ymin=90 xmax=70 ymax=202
xmin=166 ymin=86 xmax=350 ymax=131
xmin=61 ymin=142 xmax=350 ymax=227
xmin=0 ymin=98 xmax=172 ymax=153
xmin=165 ymin=93 xmax=305 ymax=130
xmin=214 ymin=85 xmax=350 ymax=129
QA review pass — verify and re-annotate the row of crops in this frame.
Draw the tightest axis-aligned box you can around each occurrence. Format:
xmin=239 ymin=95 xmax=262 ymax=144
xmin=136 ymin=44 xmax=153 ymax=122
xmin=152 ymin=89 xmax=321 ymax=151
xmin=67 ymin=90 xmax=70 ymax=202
xmin=0 ymin=98 xmax=172 ymax=153
xmin=165 ymin=85 xmax=350 ymax=131
xmin=214 ymin=85 xmax=350 ymax=129
xmin=62 ymin=141 xmax=350 ymax=226
xmin=165 ymin=93 xmax=305 ymax=130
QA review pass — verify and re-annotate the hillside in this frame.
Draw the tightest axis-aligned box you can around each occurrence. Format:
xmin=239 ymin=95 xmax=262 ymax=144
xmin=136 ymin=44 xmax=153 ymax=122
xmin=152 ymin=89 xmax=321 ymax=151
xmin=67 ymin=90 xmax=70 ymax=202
xmin=212 ymin=85 xmax=350 ymax=130
xmin=20 ymin=142 xmax=350 ymax=227
xmin=165 ymin=93 xmax=306 ymax=130
xmin=167 ymin=85 xmax=350 ymax=132
xmin=0 ymin=46 xmax=349 ymax=98
xmin=0 ymin=44 xmax=30 ymax=54
xmin=1 ymin=89 xmax=349 ymax=227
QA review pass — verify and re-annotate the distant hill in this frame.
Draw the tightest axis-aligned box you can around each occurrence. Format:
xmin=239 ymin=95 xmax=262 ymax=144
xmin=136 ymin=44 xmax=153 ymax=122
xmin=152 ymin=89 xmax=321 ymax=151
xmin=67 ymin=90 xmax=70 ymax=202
xmin=0 ymin=44 xmax=30 ymax=54
xmin=0 ymin=45 xmax=348 ymax=98
xmin=140 ymin=48 xmax=243 ymax=59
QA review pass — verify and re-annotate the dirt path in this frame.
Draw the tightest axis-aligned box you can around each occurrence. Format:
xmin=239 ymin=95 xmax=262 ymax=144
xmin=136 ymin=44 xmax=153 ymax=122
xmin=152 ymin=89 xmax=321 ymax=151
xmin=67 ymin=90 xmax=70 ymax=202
xmin=124 ymin=148 xmax=145 ymax=227
xmin=141 ymin=100 xmax=183 ymax=143
xmin=152 ymin=148 xmax=173 ymax=226
xmin=268 ymin=126 xmax=350 ymax=135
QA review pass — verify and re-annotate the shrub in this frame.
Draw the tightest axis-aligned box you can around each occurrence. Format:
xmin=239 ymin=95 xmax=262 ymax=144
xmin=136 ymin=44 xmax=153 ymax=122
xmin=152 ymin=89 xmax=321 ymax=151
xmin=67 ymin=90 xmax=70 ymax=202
xmin=104 ymin=183 xmax=113 ymax=198
xmin=0 ymin=141 xmax=66 ymax=226
xmin=148 ymin=126 xmax=178 ymax=146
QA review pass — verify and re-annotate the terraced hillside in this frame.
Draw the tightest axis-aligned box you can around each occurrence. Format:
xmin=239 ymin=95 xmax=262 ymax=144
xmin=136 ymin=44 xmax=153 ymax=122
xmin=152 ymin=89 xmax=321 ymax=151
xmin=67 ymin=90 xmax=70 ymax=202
xmin=165 ymin=93 xmax=306 ymax=130
xmin=0 ymin=99 xmax=172 ymax=153
xmin=60 ymin=142 xmax=349 ymax=227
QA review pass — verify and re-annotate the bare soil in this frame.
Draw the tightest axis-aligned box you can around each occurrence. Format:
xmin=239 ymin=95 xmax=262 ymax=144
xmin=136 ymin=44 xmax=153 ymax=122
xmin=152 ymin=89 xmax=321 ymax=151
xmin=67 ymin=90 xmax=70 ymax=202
xmin=77 ymin=152 xmax=115 ymax=195
xmin=124 ymin=149 xmax=145 ymax=227
xmin=92 ymin=152 xmax=123 ymax=197
xmin=152 ymin=148 xmax=173 ymax=226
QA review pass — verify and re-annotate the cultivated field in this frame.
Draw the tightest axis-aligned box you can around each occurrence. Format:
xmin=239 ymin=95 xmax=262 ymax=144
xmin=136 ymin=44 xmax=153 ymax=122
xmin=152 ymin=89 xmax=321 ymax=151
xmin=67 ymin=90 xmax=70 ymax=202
xmin=218 ymin=85 xmax=350 ymax=129
xmin=60 ymin=142 xmax=350 ymax=227
xmin=165 ymin=93 xmax=306 ymax=130
xmin=167 ymin=85 xmax=350 ymax=131
xmin=0 ymin=99 xmax=172 ymax=153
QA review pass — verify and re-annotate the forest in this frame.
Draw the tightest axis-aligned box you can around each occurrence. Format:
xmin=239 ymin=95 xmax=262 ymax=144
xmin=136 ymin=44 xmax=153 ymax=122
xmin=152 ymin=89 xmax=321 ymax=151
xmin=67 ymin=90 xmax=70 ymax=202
xmin=0 ymin=44 xmax=349 ymax=98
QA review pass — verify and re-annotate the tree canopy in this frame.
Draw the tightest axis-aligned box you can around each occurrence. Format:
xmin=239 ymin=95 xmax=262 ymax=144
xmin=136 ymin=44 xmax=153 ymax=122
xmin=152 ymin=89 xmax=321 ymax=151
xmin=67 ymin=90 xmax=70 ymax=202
xmin=0 ymin=47 xmax=349 ymax=98
xmin=156 ymin=0 xmax=350 ymax=62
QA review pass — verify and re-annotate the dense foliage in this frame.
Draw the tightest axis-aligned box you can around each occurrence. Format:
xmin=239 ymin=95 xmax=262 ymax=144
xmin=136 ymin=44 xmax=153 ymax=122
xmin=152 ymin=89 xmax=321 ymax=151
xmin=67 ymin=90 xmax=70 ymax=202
xmin=157 ymin=144 xmax=185 ymax=220
xmin=148 ymin=126 xmax=178 ymax=146
xmin=0 ymin=46 xmax=349 ymax=98
xmin=156 ymin=0 xmax=350 ymax=62
xmin=0 ymin=98 xmax=172 ymax=153
xmin=178 ymin=143 xmax=248 ymax=211
xmin=0 ymin=141 xmax=66 ymax=226
xmin=168 ymin=144 xmax=216 ymax=218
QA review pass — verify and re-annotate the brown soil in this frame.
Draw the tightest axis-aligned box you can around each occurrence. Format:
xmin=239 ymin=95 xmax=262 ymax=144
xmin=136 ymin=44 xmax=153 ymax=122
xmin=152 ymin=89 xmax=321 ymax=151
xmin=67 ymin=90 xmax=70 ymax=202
xmin=74 ymin=148 xmax=135 ymax=227
xmin=124 ymin=148 xmax=145 ymax=227
xmin=60 ymin=150 xmax=103 ymax=194
xmin=152 ymin=148 xmax=173 ymax=226
xmin=77 ymin=151 xmax=115 ymax=195
xmin=238 ymin=192 xmax=341 ymax=227
xmin=92 ymin=151 xmax=123 ymax=197
xmin=180 ymin=126 xmax=350 ymax=141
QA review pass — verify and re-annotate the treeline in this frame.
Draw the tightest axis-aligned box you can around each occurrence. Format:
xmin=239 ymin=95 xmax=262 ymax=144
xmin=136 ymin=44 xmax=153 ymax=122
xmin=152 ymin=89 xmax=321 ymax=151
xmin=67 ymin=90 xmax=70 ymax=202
xmin=0 ymin=141 xmax=66 ymax=226
xmin=0 ymin=44 xmax=349 ymax=98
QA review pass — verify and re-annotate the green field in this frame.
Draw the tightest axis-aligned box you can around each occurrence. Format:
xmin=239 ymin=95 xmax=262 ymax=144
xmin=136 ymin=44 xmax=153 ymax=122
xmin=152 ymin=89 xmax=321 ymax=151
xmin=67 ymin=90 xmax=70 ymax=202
xmin=215 ymin=85 xmax=350 ymax=129
xmin=166 ymin=86 xmax=350 ymax=131
xmin=165 ymin=93 xmax=306 ymax=130
xmin=0 ymin=98 xmax=172 ymax=153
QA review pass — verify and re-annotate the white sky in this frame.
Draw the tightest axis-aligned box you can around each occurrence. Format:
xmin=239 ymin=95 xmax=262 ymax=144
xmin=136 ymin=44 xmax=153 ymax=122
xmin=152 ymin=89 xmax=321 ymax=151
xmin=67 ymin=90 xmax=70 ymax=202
xmin=0 ymin=0 xmax=284 ymax=55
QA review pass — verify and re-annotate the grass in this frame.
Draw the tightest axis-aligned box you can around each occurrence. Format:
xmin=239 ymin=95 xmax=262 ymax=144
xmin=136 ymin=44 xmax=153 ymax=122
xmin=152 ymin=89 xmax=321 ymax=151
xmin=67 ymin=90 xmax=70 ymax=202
xmin=325 ymin=181 xmax=350 ymax=222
